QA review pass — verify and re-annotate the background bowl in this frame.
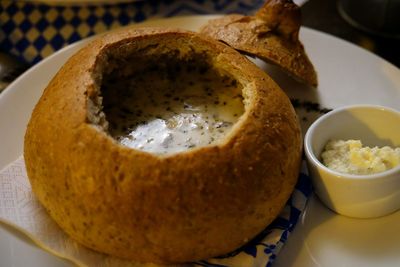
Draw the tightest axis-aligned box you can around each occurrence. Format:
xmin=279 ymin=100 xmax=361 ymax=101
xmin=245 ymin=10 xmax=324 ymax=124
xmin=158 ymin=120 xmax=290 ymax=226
xmin=304 ymin=105 xmax=400 ymax=218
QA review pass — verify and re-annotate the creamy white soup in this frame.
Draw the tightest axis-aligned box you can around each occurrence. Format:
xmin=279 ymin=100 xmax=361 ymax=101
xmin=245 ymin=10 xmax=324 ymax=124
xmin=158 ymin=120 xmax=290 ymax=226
xmin=102 ymin=57 xmax=244 ymax=155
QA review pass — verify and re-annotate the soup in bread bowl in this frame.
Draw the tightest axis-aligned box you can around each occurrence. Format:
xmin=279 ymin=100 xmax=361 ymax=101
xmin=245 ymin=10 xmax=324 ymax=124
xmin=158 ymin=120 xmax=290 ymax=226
xmin=24 ymin=27 xmax=302 ymax=263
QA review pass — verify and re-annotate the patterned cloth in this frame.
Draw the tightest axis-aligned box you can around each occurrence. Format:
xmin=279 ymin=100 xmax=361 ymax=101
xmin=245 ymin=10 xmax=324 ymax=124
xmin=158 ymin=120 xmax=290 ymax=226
xmin=194 ymin=171 xmax=312 ymax=267
xmin=0 ymin=0 xmax=265 ymax=65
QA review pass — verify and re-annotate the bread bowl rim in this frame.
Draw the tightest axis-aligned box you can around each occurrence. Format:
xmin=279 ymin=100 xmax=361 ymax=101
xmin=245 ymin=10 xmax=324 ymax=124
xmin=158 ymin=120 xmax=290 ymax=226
xmin=85 ymin=27 xmax=268 ymax=158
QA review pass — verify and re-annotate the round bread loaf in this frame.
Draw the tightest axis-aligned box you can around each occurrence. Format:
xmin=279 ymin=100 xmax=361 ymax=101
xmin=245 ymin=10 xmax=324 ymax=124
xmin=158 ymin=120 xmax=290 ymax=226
xmin=24 ymin=27 xmax=302 ymax=263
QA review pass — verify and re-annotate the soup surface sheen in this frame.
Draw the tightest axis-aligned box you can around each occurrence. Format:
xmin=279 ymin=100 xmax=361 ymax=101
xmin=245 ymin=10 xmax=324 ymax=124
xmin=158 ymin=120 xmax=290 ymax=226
xmin=103 ymin=64 xmax=244 ymax=155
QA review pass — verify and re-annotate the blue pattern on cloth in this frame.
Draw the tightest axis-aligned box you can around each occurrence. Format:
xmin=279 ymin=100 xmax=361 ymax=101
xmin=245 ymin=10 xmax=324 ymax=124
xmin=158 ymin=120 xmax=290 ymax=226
xmin=0 ymin=0 xmax=265 ymax=64
xmin=193 ymin=172 xmax=312 ymax=267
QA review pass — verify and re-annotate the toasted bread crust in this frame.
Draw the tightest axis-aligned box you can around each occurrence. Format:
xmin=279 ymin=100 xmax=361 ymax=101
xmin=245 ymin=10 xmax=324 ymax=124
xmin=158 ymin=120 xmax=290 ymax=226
xmin=24 ymin=27 xmax=302 ymax=263
xmin=200 ymin=0 xmax=318 ymax=87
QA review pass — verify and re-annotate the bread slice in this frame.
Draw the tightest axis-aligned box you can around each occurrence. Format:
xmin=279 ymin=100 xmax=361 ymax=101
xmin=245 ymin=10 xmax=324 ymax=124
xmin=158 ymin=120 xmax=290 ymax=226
xmin=200 ymin=0 xmax=318 ymax=87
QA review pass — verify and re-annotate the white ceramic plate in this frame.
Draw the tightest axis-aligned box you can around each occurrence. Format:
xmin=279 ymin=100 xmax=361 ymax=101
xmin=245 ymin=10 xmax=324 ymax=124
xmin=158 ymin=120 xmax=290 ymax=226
xmin=0 ymin=15 xmax=399 ymax=267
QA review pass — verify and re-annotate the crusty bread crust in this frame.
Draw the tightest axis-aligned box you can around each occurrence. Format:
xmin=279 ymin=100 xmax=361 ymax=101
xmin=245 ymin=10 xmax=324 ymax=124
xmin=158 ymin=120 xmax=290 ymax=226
xmin=200 ymin=0 xmax=318 ymax=87
xmin=24 ymin=27 xmax=302 ymax=263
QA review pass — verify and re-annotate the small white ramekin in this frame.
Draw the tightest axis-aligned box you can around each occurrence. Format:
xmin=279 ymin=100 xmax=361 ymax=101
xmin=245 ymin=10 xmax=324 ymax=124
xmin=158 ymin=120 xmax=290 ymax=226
xmin=304 ymin=104 xmax=400 ymax=218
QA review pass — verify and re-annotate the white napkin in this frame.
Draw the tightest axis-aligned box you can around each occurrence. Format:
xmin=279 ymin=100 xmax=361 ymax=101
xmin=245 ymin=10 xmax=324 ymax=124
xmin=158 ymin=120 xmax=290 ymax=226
xmin=0 ymin=157 xmax=311 ymax=267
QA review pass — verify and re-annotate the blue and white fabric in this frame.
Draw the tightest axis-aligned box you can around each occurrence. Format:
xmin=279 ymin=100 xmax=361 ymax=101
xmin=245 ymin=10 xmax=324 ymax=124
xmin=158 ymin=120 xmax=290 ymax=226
xmin=0 ymin=0 xmax=265 ymax=64
xmin=193 ymin=172 xmax=312 ymax=267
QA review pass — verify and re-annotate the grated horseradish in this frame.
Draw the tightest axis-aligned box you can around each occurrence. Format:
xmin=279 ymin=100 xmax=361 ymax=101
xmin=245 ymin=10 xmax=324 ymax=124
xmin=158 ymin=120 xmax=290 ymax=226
xmin=321 ymin=139 xmax=400 ymax=175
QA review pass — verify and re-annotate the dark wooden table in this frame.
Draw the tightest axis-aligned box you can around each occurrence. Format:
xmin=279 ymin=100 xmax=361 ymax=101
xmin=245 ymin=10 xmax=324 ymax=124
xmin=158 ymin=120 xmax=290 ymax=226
xmin=301 ymin=0 xmax=400 ymax=68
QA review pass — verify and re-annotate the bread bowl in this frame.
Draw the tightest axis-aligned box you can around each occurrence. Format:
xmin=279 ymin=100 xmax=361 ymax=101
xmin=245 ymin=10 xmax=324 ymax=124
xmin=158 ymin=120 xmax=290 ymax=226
xmin=24 ymin=27 xmax=302 ymax=263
